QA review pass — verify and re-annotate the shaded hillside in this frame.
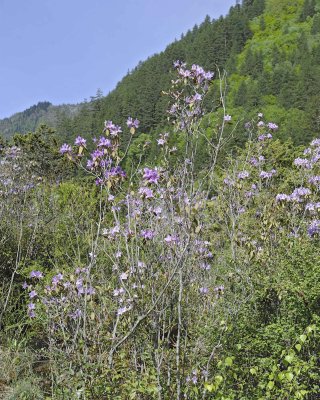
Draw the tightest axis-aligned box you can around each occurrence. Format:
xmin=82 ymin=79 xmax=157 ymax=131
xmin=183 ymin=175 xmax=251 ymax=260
xmin=0 ymin=101 xmax=81 ymax=138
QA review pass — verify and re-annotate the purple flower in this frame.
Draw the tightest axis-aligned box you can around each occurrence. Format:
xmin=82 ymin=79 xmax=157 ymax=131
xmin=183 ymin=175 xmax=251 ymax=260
xmin=294 ymin=158 xmax=311 ymax=168
xmin=126 ymin=117 xmax=140 ymax=129
xmin=164 ymin=235 xmax=179 ymax=244
xmin=29 ymin=290 xmax=37 ymax=299
xmin=86 ymin=286 xmax=95 ymax=295
xmin=309 ymin=176 xmax=320 ymax=186
xmin=178 ymin=68 xmax=191 ymax=78
xmin=224 ymin=115 xmax=232 ymax=122
xmin=169 ymin=104 xmax=178 ymax=115
xmin=310 ymin=138 xmax=320 ymax=147
xmin=249 ymin=157 xmax=259 ymax=167
xmin=109 ymin=225 xmax=120 ymax=236
xmin=258 ymin=133 xmax=273 ymax=141
xmin=115 ymin=251 xmax=122 ymax=258
xmin=105 ymin=166 xmax=126 ymax=179
xmin=193 ymin=93 xmax=202 ymax=102
xmin=117 ymin=306 xmax=130 ymax=316
xmin=307 ymin=220 xmax=320 ymax=237
xmin=86 ymin=160 xmax=94 ymax=170
xmin=74 ymin=136 xmax=86 ymax=146
xmin=200 ymin=263 xmax=211 ymax=270
xmin=291 ymin=187 xmax=311 ymax=199
xmin=191 ymin=64 xmax=204 ymax=75
xmin=59 ymin=143 xmax=72 ymax=154
xmin=153 ymin=206 xmax=162 ymax=216
xmin=30 ymin=270 xmax=43 ymax=279
xmin=113 ymin=287 xmax=125 ymax=297
xmin=223 ymin=177 xmax=234 ymax=186
xmin=204 ymin=71 xmax=214 ymax=80
xmin=199 ymin=287 xmax=209 ymax=294
xmin=138 ymin=187 xmax=154 ymax=199
xmin=27 ymin=303 xmax=36 ymax=318
xmin=306 ymin=202 xmax=320 ymax=212
xmin=52 ymin=273 xmax=63 ymax=285
xmin=143 ymin=168 xmax=159 ymax=184
xmin=98 ymin=137 xmax=111 ymax=147
xmin=120 ymin=272 xmax=128 ymax=280
xmin=157 ymin=138 xmax=166 ymax=146
xmin=312 ymin=152 xmax=320 ymax=164
xmin=22 ymin=281 xmax=28 ymax=289
xmin=267 ymin=122 xmax=278 ymax=131
xmin=70 ymin=309 xmax=82 ymax=319
xmin=109 ymin=125 xmax=122 ymax=136
xmin=260 ymin=169 xmax=276 ymax=179
xmin=104 ymin=120 xmax=115 ymax=131
xmin=238 ymin=170 xmax=250 ymax=180
xmin=91 ymin=149 xmax=104 ymax=160
xmin=276 ymin=193 xmax=291 ymax=202
xmin=141 ymin=230 xmax=155 ymax=240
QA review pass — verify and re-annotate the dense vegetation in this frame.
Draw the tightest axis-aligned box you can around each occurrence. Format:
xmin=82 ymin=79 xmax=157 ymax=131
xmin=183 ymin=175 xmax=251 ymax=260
xmin=0 ymin=0 xmax=320 ymax=399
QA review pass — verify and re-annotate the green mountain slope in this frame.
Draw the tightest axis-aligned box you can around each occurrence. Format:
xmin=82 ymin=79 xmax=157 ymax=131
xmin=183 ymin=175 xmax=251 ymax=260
xmin=0 ymin=0 xmax=265 ymax=139
xmin=225 ymin=0 xmax=320 ymax=144
xmin=56 ymin=0 xmax=320 ymax=147
xmin=57 ymin=0 xmax=264 ymax=139
xmin=3 ymin=0 xmax=320 ymax=149
xmin=0 ymin=101 xmax=81 ymax=139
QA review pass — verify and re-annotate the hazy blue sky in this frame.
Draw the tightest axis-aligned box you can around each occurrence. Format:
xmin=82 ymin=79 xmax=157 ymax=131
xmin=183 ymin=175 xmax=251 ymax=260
xmin=0 ymin=0 xmax=236 ymax=119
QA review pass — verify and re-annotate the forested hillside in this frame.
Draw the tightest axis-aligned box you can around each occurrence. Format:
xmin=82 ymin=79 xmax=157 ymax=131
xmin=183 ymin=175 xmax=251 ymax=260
xmin=0 ymin=102 xmax=81 ymax=139
xmin=0 ymin=0 xmax=264 ymax=139
xmin=0 ymin=1 xmax=320 ymax=399
xmin=3 ymin=0 xmax=320 ymax=149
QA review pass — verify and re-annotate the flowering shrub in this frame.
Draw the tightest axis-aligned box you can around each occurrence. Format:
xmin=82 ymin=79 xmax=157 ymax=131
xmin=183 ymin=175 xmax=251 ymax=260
xmin=1 ymin=64 xmax=319 ymax=399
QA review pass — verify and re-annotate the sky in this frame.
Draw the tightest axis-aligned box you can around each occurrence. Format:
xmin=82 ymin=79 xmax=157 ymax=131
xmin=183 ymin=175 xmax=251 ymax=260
xmin=0 ymin=0 xmax=236 ymax=119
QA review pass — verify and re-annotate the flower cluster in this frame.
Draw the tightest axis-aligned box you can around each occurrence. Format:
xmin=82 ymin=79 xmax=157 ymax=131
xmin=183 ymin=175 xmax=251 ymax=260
xmin=276 ymin=137 xmax=320 ymax=237
xmin=168 ymin=61 xmax=214 ymax=130
xmin=23 ymin=267 xmax=95 ymax=319
xmin=60 ymin=117 xmax=140 ymax=188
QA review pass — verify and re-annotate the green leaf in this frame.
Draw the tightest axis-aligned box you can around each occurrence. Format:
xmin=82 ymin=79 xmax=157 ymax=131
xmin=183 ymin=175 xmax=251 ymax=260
xmin=204 ymin=383 xmax=214 ymax=392
xmin=295 ymin=344 xmax=302 ymax=352
xmin=299 ymin=334 xmax=307 ymax=343
xmin=286 ymin=372 xmax=294 ymax=382
xmin=267 ymin=381 xmax=274 ymax=390
xmin=285 ymin=354 xmax=294 ymax=364
xmin=225 ymin=357 xmax=233 ymax=366
xmin=250 ymin=368 xmax=257 ymax=375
